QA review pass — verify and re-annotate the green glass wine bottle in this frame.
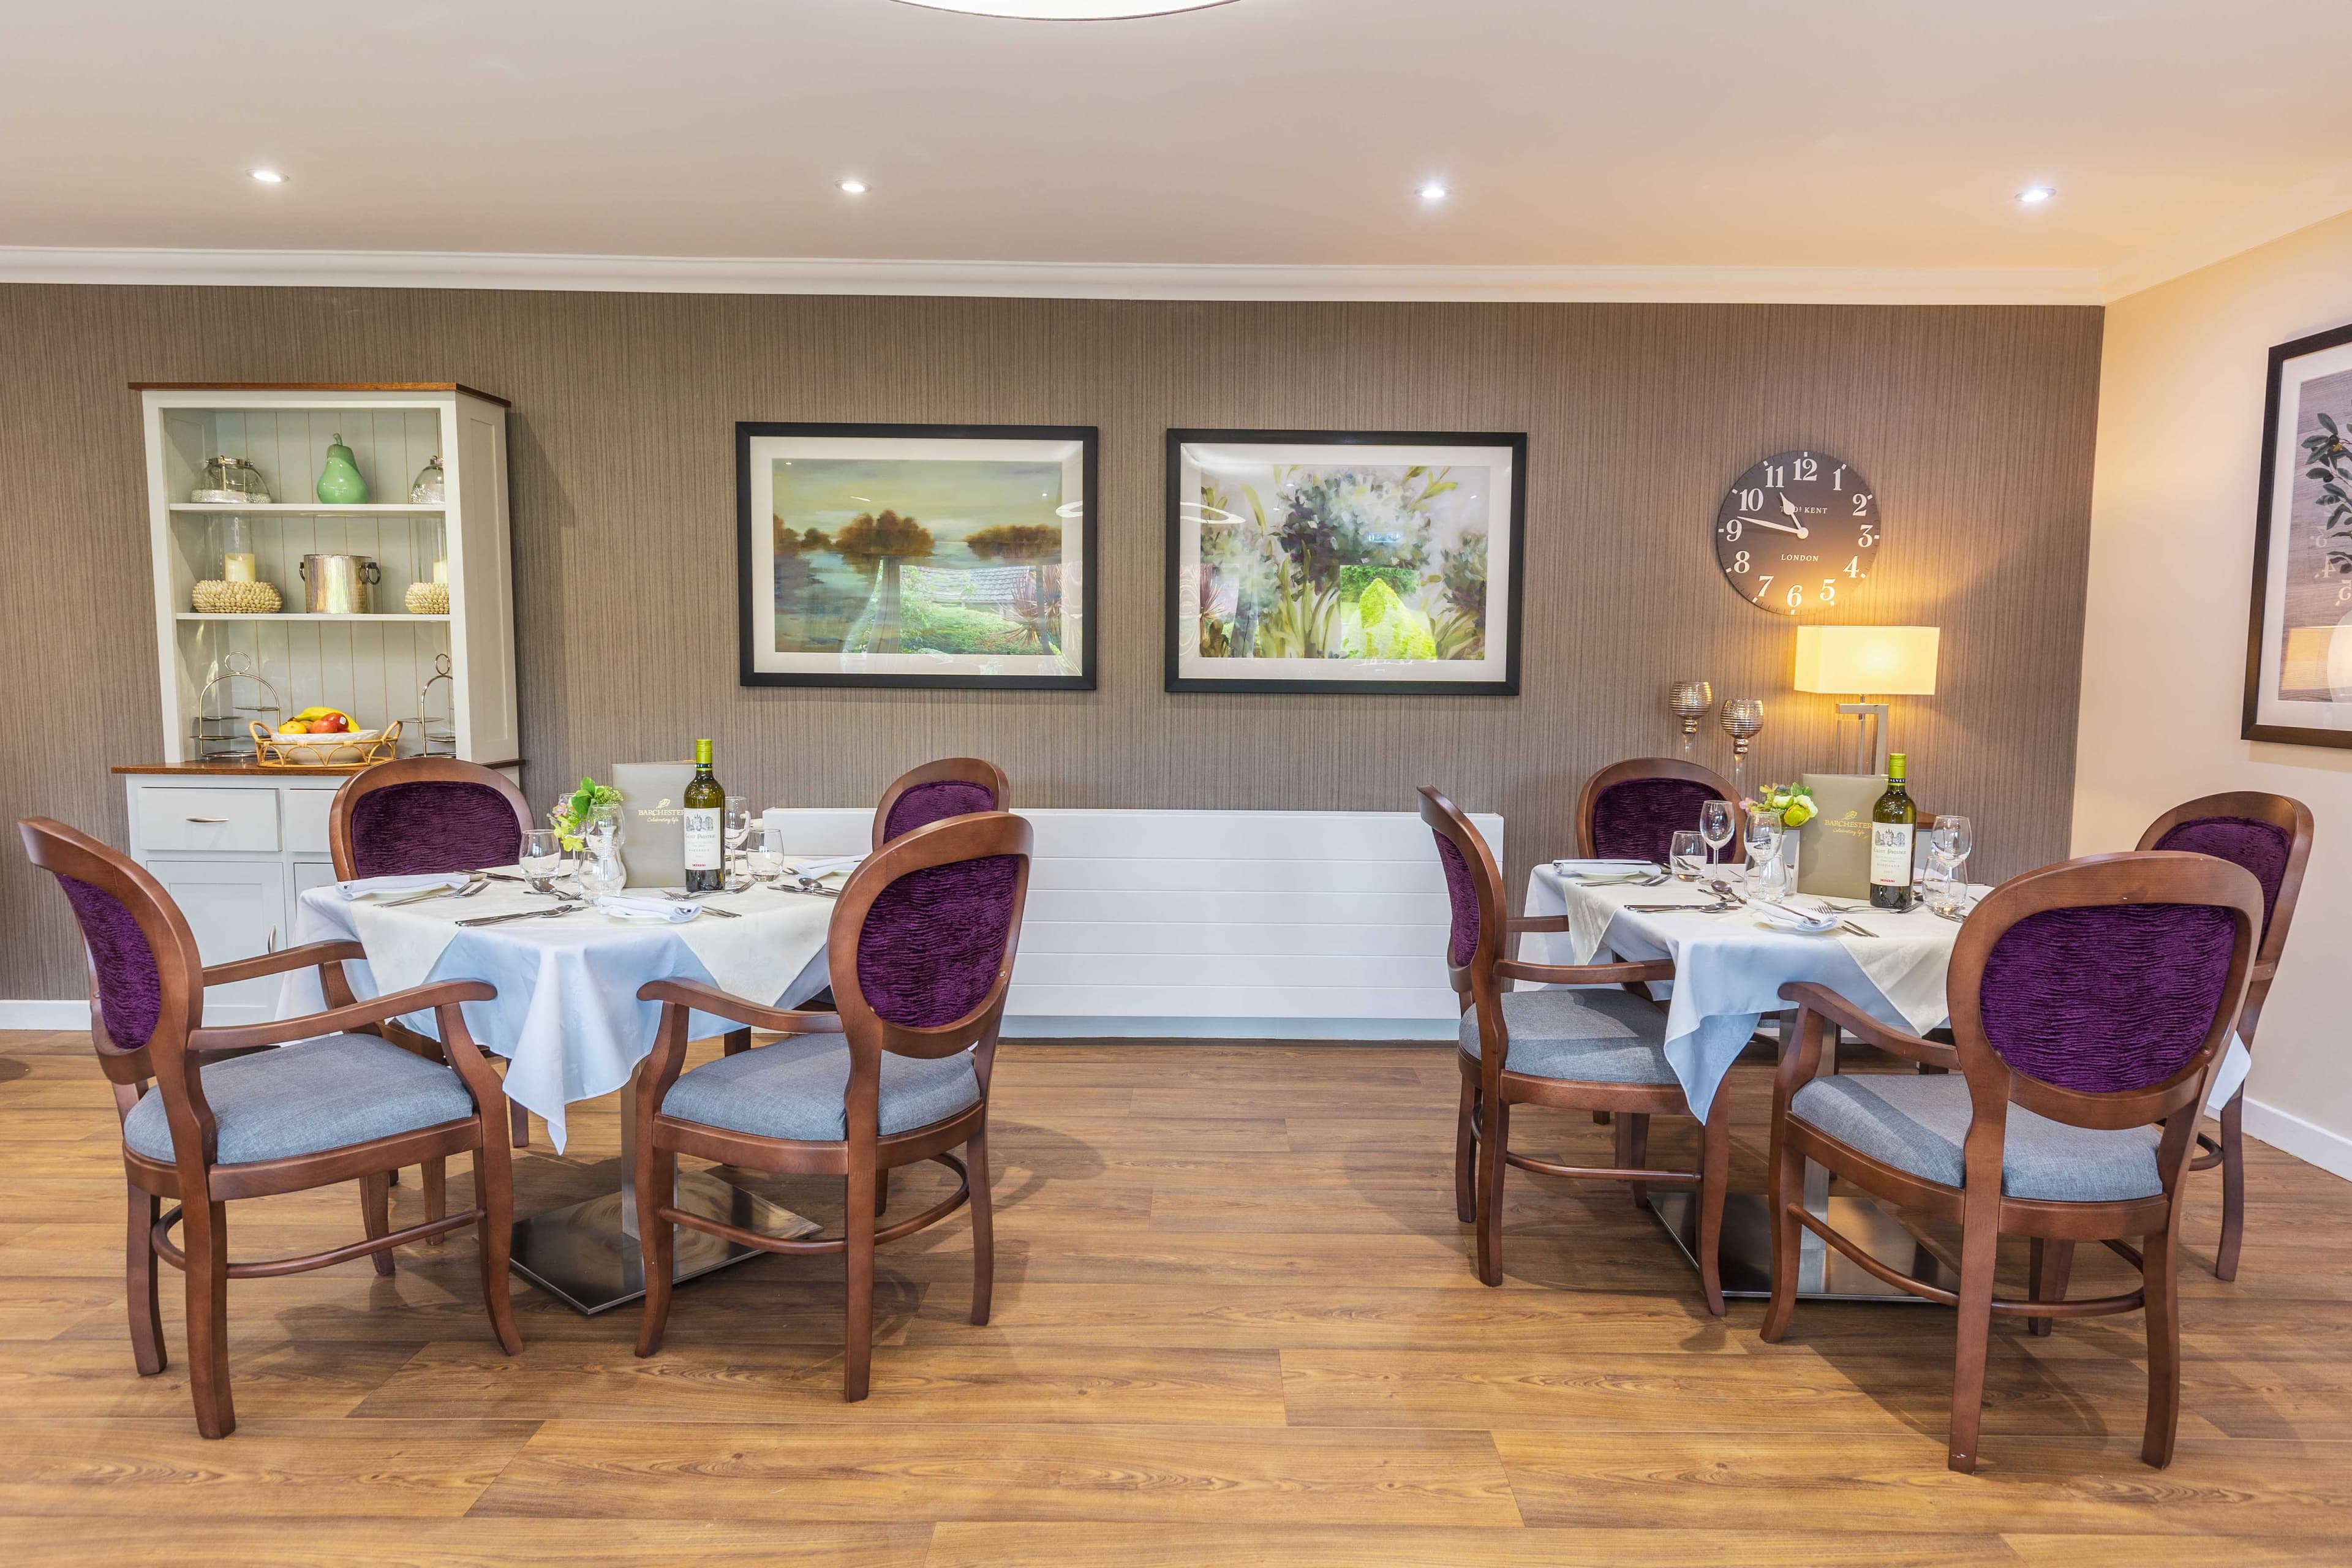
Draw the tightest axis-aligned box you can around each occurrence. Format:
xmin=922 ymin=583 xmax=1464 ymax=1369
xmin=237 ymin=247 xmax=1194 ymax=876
xmin=1869 ymin=752 xmax=1918 ymax=913
xmin=682 ymin=739 xmax=726 ymax=894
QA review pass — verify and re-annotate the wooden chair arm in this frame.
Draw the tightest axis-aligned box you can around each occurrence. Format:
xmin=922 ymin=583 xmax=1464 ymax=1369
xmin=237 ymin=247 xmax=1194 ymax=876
xmin=1507 ymin=914 xmax=1571 ymax=933
xmin=637 ymin=978 xmax=847 ymax=1035
xmin=2251 ymin=959 xmax=2277 ymax=984
xmin=1495 ymin=959 xmax=1676 ymax=987
xmin=202 ymin=940 xmax=367 ymax=987
xmin=187 ymin=980 xmax=497 ymax=1053
xmin=1777 ymin=981 xmax=1956 ymax=1069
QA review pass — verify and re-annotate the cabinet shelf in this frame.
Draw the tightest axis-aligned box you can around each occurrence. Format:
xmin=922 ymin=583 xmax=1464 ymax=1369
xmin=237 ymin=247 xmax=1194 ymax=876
xmin=176 ymin=612 xmax=450 ymax=623
xmin=169 ymin=503 xmax=446 ymax=515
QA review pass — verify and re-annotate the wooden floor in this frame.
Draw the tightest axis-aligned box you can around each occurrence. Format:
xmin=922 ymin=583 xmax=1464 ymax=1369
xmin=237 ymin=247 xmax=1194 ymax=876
xmin=4 ymin=1030 xmax=2351 ymax=1566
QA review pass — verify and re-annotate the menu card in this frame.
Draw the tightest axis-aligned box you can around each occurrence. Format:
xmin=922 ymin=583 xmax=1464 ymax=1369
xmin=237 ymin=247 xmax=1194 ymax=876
xmin=612 ymin=761 xmax=694 ymax=889
xmin=1797 ymin=772 xmax=1885 ymax=899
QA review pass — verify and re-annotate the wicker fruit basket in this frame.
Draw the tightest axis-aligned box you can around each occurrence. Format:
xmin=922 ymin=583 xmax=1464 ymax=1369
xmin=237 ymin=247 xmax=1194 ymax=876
xmin=249 ymin=719 xmax=402 ymax=769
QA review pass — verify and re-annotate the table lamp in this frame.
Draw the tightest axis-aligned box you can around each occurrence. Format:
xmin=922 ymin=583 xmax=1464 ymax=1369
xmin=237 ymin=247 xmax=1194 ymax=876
xmin=1793 ymin=625 xmax=1939 ymax=776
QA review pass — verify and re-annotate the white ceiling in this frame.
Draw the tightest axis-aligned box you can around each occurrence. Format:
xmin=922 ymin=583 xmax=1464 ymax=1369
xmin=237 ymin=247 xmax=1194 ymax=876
xmin=4 ymin=0 xmax=2349 ymax=301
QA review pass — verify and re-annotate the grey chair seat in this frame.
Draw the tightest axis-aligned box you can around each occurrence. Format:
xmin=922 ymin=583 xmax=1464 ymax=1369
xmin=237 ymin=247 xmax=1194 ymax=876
xmin=123 ymin=1032 xmax=476 ymax=1166
xmin=1461 ymin=988 xmax=1678 ymax=1085
xmin=663 ymin=1037 xmax=981 ymax=1142
xmin=1792 ymin=1072 xmax=2163 ymax=1202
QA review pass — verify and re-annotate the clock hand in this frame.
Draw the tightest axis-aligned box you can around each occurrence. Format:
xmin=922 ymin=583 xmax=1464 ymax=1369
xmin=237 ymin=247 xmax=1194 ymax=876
xmin=1777 ymin=494 xmax=1810 ymax=538
xmin=1736 ymin=516 xmax=1807 ymax=537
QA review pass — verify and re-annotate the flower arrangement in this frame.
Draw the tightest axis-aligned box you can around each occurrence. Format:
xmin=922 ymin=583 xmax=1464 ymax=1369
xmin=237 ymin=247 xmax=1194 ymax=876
xmin=1747 ymin=782 xmax=1817 ymax=829
xmin=550 ymin=775 xmax=624 ymax=851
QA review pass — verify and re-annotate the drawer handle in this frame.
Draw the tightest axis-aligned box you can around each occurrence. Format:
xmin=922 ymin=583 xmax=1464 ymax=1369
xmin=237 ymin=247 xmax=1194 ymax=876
xmin=185 ymin=816 xmax=230 ymax=824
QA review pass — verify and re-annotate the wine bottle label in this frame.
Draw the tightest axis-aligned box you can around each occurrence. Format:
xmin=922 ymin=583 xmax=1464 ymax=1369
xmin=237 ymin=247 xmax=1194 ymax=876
xmin=682 ymin=808 xmax=722 ymax=871
xmin=1869 ymin=824 xmax=1914 ymax=888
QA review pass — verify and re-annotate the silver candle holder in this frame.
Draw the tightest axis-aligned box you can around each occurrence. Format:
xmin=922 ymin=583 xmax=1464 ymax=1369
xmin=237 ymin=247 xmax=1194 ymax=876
xmin=1719 ymin=696 xmax=1765 ymax=797
xmin=1668 ymin=680 xmax=1713 ymax=753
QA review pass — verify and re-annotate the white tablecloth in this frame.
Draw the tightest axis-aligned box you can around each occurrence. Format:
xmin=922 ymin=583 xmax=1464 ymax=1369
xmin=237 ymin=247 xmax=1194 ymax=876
xmin=281 ymin=876 xmax=834 ymax=1150
xmin=1521 ymin=863 xmax=2249 ymax=1120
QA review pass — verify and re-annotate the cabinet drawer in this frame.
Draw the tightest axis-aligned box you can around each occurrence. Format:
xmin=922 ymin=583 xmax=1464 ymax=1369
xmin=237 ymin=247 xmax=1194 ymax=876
xmin=284 ymin=788 xmax=340 ymax=856
xmin=134 ymin=786 xmax=279 ymax=853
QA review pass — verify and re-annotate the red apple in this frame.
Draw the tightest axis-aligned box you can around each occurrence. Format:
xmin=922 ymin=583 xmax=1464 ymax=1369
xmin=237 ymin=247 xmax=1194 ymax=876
xmin=311 ymin=713 xmax=349 ymax=734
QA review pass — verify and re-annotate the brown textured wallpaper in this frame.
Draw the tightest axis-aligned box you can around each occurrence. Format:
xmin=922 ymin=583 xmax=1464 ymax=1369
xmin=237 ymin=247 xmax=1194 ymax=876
xmin=0 ymin=285 xmax=2101 ymax=999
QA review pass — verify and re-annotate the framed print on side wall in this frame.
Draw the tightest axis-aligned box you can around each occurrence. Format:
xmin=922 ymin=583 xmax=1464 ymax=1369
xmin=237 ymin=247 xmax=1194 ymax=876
xmin=1165 ymin=429 xmax=1526 ymax=695
xmin=2247 ymin=324 xmax=2352 ymax=746
xmin=738 ymin=422 xmax=1096 ymax=690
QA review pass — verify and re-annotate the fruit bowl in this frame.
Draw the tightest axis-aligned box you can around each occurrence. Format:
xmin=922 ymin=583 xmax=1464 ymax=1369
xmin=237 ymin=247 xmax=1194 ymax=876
xmin=249 ymin=719 xmax=402 ymax=769
xmin=271 ymin=726 xmax=382 ymax=743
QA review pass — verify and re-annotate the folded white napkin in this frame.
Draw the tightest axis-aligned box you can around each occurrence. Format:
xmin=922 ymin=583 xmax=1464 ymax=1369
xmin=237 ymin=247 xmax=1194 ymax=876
xmin=595 ymin=895 xmax=699 ymax=924
xmin=785 ymin=855 xmax=865 ymax=881
xmin=335 ymin=872 xmax=470 ymax=900
xmin=1749 ymin=899 xmax=1841 ymax=934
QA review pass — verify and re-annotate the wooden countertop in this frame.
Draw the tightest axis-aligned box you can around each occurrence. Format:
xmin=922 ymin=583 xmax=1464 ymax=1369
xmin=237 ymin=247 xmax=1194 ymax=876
xmin=115 ymin=759 xmax=522 ymax=777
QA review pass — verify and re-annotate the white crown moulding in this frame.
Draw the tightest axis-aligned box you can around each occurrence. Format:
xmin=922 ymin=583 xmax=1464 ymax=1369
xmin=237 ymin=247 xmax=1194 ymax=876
xmin=0 ymin=246 xmax=2106 ymax=306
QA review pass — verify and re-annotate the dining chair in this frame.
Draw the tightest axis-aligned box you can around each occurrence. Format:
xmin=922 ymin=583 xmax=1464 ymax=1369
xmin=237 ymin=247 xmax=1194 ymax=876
xmin=329 ymin=756 xmax=537 ymax=1161
xmin=631 ymin=810 xmax=1033 ymax=1400
xmin=1420 ymin=786 xmax=1733 ymax=1313
xmin=1574 ymin=758 xmax=1740 ymax=865
xmin=2127 ymin=791 xmax=2312 ymax=1280
xmin=18 ymin=817 xmax=522 ymax=1439
xmin=871 ymin=756 xmax=1009 ymax=848
xmin=1760 ymin=851 xmax=2263 ymax=1472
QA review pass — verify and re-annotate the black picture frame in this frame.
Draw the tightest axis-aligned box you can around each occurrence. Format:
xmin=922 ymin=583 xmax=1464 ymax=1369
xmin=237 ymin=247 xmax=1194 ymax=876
xmin=1163 ymin=428 xmax=1527 ymax=695
xmin=2245 ymin=322 xmax=2352 ymax=747
xmin=737 ymin=421 xmax=1098 ymax=691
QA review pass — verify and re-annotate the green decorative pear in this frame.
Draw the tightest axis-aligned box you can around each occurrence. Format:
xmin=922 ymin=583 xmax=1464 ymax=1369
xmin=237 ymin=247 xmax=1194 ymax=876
xmin=315 ymin=433 xmax=370 ymax=505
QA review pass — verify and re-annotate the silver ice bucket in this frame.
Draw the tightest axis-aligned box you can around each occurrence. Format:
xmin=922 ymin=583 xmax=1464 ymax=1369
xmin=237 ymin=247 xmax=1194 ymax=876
xmin=298 ymin=553 xmax=380 ymax=614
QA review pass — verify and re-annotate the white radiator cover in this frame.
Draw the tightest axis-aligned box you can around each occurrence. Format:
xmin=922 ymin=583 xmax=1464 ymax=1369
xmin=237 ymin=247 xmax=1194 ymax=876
xmin=765 ymin=808 xmax=1502 ymax=1041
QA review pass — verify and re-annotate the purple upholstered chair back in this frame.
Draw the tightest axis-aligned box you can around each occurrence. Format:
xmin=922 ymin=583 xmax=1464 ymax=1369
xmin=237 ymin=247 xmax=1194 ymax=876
xmin=349 ymin=781 xmax=526 ymax=878
xmin=1433 ymin=832 xmax=1482 ymax=967
xmin=853 ymin=846 xmax=1025 ymax=1031
xmin=883 ymin=779 xmax=999 ymax=843
xmin=1590 ymin=777 xmax=1728 ymax=864
xmin=1976 ymin=903 xmax=2240 ymax=1094
xmin=54 ymin=873 xmax=165 ymax=1051
xmin=2150 ymin=817 xmax=2291 ymax=936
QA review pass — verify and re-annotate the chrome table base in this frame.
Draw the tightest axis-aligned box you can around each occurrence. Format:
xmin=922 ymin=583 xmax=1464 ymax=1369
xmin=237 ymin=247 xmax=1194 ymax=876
xmin=508 ymin=1169 xmax=818 ymax=1316
xmin=1649 ymin=1189 xmax=1959 ymax=1302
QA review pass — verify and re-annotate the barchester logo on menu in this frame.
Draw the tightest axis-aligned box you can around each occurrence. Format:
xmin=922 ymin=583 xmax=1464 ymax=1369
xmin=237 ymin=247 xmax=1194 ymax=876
xmin=637 ymin=796 xmax=682 ymax=824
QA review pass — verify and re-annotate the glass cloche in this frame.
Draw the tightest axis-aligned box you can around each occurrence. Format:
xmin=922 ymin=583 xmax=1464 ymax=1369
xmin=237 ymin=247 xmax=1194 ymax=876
xmin=192 ymin=455 xmax=271 ymax=505
xmin=409 ymin=454 xmax=447 ymax=505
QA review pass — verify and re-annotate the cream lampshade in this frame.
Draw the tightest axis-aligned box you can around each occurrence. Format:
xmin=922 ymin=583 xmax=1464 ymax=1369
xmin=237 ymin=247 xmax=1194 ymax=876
xmin=1793 ymin=625 xmax=1939 ymax=775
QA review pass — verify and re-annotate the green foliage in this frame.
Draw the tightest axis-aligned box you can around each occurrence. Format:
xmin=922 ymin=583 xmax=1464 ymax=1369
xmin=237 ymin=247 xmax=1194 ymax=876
xmin=1273 ymin=467 xmax=1447 ymax=587
xmin=2302 ymin=413 xmax=2352 ymax=578
xmin=1253 ymin=555 xmax=1344 ymax=658
xmin=1356 ymin=576 xmax=1436 ymax=660
xmin=900 ymin=592 xmax=1039 ymax=655
xmin=1439 ymin=530 xmax=1489 ymax=631
xmin=1338 ymin=564 xmax=1415 ymax=605
xmin=965 ymin=524 xmax=1062 ymax=561
xmin=834 ymin=510 xmax=935 ymax=564
xmin=1430 ymin=606 xmax=1483 ymax=661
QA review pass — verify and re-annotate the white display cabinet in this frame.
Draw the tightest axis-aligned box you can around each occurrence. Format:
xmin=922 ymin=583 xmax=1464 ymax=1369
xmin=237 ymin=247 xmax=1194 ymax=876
xmin=121 ymin=384 xmax=522 ymax=1023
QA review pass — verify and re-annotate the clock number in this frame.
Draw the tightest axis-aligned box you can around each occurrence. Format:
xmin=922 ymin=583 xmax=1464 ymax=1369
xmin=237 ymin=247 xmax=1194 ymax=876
xmin=1732 ymin=550 xmax=1751 ymax=574
xmin=1752 ymin=574 xmax=1774 ymax=602
xmin=1820 ymin=579 xmax=1837 ymax=606
xmin=1793 ymin=455 xmax=1819 ymax=481
xmin=1857 ymin=524 xmax=1877 ymax=548
xmin=1738 ymin=487 xmax=1764 ymax=510
xmin=1852 ymin=492 xmax=1873 ymax=516
xmin=1722 ymin=518 xmax=1744 ymax=543
xmin=1763 ymin=464 xmax=1784 ymax=489
xmin=1844 ymin=555 xmax=1864 ymax=579
xmin=1833 ymin=464 xmax=1845 ymax=491
xmin=1785 ymin=583 xmax=1804 ymax=609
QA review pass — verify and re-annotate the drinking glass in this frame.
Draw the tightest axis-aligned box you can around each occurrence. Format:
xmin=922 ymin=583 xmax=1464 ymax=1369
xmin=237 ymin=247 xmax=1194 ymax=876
xmin=1931 ymin=815 xmax=1972 ymax=881
xmin=1699 ymin=799 xmax=1735 ymax=865
xmin=745 ymin=824 xmax=785 ymax=887
xmin=1745 ymin=814 xmax=1787 ymax=899
xmin=725 ymin=796 xmax=755 ymax=872
xmin=1669 ymin=830 xmax=1705 ymax=882
xmin=1924 ymin=843 xmax=1967 ymax=916
xmin=519 ymin=829 xmax=562 ymax=892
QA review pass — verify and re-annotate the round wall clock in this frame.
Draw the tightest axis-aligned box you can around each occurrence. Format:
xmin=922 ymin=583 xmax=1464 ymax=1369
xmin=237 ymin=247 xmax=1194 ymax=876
xmin=1713 ymin=450 xmax=1880 ymax=617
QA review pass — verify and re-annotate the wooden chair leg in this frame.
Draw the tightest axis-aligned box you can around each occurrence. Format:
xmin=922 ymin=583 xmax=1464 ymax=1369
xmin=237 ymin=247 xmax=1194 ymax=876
xmin=1453 ymin=1074 xmax=1477 ymax=1224
xmin=1617 ymin=1112 xmax=1652 ymax=1212
xmin=844 ymin=1165 xmax=878 ymax=1401
xmin=509 ymin=1101 xmax=531 ymax=1148
xmin=2142 ymin=1224 xmax=2184 ymax=1468
xmin=182 ymin=1200 xmax=235 ymax=1439
xmin=1593 ymin=1110 xmax=1611 ymax=1125
xmin=1694 ymin=1098 xmax=1731 ymax=1318
xmin=1947 ymin=1207 xmax=2000 ymax=1474
xmin=875 ymin=1168 xmax=891 ymax=1219
xmin=722 ymin=1027 xmax=752 ymax=1058
xmin=421 ymin=1158 xmax=449 ymax=1244
xmin=2214 ymin=1092 xmax=2246 ymax=1281
xmin=1759 ymin=1125 xmax=1804 ymax=1343
xmin=968 ymin=1125 xmax=995 ymax=1327
xmin=2028 ymin=1238 xmax=2075 ymax=1337
xmin=361 ymin=1172 xmax=396 ymax=1276
xmin=125 ymin=1186 xmax=166 ymax=1376
xmin=1475 ymin=1095 xmax=1507 ymax=1287
xmin=474 ymin=1137 xmax=524 ymax=1357
xmin=634 ymin=1142 xmax=679 ymax=1359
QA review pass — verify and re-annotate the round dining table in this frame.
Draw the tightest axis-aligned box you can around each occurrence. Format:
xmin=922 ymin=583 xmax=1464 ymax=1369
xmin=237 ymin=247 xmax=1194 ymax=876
xmin=281 ymin=872 xmax=838 ymax=1313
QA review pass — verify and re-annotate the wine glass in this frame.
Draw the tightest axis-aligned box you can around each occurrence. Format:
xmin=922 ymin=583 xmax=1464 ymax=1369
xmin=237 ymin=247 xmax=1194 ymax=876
xmin=1745 ymin=813 xmax=1787 ymax=900
xmin=1931 ymin=815 xmax=1972 ymax=874
xmin=745 ymin=824 xmax=785 ymax=888
xmin=1719 ymin=697 xmax=1765 ymax=798
xmin=1669 ymin=830 xmax=1705 ymax=882
xmin=519 ymin=829 xmax=562 ymax=894
xmin=1699 ymin=799 xmax=1735 ymax=866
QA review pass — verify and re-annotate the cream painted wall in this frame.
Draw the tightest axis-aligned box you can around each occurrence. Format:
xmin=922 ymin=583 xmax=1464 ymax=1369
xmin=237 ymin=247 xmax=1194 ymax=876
xmin=2075 ymin=209 xmax=2352 ymax=1178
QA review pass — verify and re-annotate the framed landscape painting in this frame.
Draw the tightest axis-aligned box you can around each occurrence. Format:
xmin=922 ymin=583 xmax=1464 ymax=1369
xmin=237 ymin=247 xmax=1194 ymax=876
xmin=1165 ymin=429 xmax=1525 ymax=695
xmin=2247 ymin=323 xmax=2352 ymax=746
xmin=738 ymin=423 xmax=1096 ymax=690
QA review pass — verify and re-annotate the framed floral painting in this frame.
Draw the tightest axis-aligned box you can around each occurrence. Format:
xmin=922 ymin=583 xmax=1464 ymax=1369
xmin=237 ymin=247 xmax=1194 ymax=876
xmin=737 ymin=422 xmax=1096 ymax=690
xmin=2246 ymin=323 xmax=2352 ymax=746
xmin=1164 ymin=429 xmax=1526 ymax=695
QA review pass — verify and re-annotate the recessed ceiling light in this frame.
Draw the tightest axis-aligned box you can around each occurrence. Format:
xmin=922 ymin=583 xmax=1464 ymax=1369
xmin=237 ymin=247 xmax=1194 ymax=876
xmin=1418 ymin=181 xmax=1449 ymax=202
xmin=2018 ymin=186 xmax=2054 ymax=205
xmin=249 ymin=168 xmax=287 ymax=184
xmin=838 ymin=178 xmax=870 ymax=195
xmin=892 ymin=1 xmax=1235 ymax=16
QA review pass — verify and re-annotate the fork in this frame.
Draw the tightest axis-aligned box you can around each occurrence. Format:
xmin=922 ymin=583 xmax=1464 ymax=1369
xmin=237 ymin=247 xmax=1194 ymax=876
xmin=459 ymin=899 xmax=586 ymax=927
xmin=380 ymin=875 xmax=483 ymax=907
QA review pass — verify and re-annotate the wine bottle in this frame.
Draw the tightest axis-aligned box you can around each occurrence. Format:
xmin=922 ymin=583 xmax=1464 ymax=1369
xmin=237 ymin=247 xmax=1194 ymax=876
xmin=1869 ymin=751 xmax=1917 ymax=913
xmin=682 ymin=738 xmax=726 ymax=894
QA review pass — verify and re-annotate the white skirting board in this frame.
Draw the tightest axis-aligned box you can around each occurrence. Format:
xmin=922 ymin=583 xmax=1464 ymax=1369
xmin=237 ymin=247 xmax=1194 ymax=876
xmin=0 ymin=999 xmax=90 ymax=1030
xmin=2243 ymin=1097 xmax=2352 ymax=1183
